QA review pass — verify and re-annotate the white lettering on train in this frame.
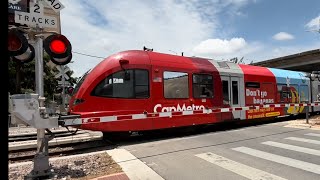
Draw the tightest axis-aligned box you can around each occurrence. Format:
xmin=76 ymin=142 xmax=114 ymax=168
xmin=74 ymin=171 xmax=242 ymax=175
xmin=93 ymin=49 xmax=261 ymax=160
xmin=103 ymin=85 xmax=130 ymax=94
xmin=153 ymin=104 xmax=205 ymax=113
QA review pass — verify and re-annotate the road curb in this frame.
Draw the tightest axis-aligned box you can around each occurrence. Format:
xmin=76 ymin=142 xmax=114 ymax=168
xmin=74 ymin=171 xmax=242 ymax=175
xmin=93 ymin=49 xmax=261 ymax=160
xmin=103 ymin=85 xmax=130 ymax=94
xmin=90 ymin=172 xmax=129 ymax=180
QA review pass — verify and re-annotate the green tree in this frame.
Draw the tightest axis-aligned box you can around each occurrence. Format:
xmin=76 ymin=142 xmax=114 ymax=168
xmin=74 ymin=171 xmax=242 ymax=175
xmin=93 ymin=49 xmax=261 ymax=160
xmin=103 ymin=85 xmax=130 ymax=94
xmin=8 ymin=55 xmax=78 ymax=105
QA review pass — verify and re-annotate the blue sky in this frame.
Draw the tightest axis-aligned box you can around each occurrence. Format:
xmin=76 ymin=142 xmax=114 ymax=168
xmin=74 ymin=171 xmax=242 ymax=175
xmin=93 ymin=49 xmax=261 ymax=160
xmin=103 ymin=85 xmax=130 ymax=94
xmin=230 ymin=0 xmax=319 ymax=44
xmin=60 ymin=0 xmax=320 ymax=77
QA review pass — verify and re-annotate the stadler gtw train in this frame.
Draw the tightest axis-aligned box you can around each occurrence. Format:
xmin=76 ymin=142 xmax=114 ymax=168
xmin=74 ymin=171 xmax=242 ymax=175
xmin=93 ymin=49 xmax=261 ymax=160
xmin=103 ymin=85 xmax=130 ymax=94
xmin=64 ymin=50 xmax=320 ymax=133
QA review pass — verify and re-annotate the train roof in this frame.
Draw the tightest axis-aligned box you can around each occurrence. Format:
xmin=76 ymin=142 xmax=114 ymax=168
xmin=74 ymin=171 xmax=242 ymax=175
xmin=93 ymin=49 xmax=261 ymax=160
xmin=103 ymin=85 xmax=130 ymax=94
xmin=268 ymin=67 xmax=309 ymax=85
xmin=88 ymin=50 xmax=309 ymax=83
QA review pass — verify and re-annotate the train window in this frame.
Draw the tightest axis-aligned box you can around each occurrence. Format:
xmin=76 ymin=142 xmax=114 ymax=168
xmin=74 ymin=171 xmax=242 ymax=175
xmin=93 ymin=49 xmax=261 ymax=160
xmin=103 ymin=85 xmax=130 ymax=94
xmin=134 ymin=70 xmax=149 ymax=98
xmin=222 ymin=80 xmax=229 ymax=105
xmin=164 ymin=71 xmax=189 ymax=98
xmin=91 ymin=69 xmax=149 ymax=99
xmin=277 ymin=84 xmax=291 ymax=102
xmin=192 ymin=74 xmax=213 ymax=98
xmin=299 ymin=85 xmax=309 ymax=102
xmin=232 ymin=81 xmax=239 ymax=105
xmin=72 ymin=69 xmax=91 ymax=96
xmin=245 ymin=82 xmax=260 ymax=88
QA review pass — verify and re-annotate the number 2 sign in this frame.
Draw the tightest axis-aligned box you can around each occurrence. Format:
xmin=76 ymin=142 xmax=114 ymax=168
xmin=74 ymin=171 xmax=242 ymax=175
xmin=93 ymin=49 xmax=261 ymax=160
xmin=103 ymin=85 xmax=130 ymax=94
xmin=30 ymin=2 xmax=44 ymax=15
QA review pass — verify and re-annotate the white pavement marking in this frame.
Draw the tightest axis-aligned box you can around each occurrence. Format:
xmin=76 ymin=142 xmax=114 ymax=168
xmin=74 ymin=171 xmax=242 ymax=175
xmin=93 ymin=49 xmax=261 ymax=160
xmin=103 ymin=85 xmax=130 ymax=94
xmin=107 ymin=149 xmax=164 ymax=180
xmin=232 ymin=147 xmax=320 ymax=175
xmin=195 ymin=152 xmax=287 ymax=180
xmin=285 ymin=137 xmax=320 ymax=145
xmin=262 ymin=141 xmax=320 ymax=156
xmin=305 ymin=133 xmax=320 ymax=138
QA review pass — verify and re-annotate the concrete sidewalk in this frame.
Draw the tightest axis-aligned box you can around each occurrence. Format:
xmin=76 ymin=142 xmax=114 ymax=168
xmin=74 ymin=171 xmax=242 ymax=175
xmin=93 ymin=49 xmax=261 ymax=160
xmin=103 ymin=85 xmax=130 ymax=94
xmin=100 ymin=149 xmax=164 ymax=180
xmin=284 ymin=115 xmax=320 ymax=130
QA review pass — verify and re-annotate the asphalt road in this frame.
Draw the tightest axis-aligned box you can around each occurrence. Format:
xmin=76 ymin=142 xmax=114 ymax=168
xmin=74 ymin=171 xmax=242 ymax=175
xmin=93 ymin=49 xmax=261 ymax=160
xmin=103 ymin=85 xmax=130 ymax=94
xmin=120 ymin=121 xmax=320 ymax=180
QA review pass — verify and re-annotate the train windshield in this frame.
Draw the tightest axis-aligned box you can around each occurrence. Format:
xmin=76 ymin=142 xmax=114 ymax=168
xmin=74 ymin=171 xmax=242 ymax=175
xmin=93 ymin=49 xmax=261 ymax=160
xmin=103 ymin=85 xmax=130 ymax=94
xmin=72 ymin=69 xmax=91 ymax=96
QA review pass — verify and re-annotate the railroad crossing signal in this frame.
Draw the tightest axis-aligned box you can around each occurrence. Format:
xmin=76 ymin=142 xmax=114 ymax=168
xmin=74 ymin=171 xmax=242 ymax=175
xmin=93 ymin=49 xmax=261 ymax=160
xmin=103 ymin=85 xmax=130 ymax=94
xmin=8 ymin=28 xmax=35 ymax=63
xmin=8 ymin=0 xmax=70 ymax=179
xmin=43 ymin=34 xmax=72 ymax=65
xmin=9 ymin=0 xmax=72 ymax=65
xmin=8 ymin=28 xmax=73 ymax=65
xmin=55 ymin=65 xmax=70 ymax=80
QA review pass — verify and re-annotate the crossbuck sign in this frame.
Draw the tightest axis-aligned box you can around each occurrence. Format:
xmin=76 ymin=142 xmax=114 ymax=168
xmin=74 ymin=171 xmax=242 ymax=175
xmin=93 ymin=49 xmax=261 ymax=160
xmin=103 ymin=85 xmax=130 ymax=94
xmin=55 ymin=65 xmax=70 ymax=86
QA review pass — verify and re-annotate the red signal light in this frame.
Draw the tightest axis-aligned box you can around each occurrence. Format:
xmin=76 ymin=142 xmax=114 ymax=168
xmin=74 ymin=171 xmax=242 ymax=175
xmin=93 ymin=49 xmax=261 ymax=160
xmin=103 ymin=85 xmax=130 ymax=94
xmin=50 ymin=39 xmax=67 ymax=54
xmin=8 ymin=33 xmax=22 ymax=52
xmin=44 ymin=34 xmax=72 ymax=65
xmin=66 ymin=86 xmax=74 ymax=94
xmin=8 ymin=29 xmax=35 ymax=63
xmin=8 ymin=29 xmax=29 ymax=56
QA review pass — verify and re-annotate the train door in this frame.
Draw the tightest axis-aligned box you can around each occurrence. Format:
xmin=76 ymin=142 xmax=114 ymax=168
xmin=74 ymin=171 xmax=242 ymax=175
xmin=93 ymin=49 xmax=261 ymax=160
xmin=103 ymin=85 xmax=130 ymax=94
xmin=221 ymin=76 xmax=241 ymax=120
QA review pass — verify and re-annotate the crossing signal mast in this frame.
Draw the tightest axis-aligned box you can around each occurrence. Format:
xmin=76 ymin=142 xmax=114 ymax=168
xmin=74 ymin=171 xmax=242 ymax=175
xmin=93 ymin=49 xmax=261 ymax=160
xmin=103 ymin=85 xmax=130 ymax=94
xmin=8 ymin=0 xmax=72 ymax=179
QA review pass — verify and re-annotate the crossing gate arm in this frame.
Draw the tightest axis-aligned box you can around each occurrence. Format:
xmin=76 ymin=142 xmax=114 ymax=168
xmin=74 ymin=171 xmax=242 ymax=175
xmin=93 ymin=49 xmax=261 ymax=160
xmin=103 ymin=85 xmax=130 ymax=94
xmin=56 ymin=102 xmax=320 ymax=126
xmin=58 ymin=114 xmax=82 ymax=127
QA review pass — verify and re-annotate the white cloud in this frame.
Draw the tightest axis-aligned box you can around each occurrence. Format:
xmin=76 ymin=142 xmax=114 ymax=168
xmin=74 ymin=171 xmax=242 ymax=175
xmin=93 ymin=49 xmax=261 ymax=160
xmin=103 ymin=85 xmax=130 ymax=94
xmin=306 ymin=15 xmax=320 ymax=29
xmin=192 ymin=38 xmax=247 ymax=56
xmin=247 ymin=42 xmax=320 ymax=63
xmin=59 ymin=0 xmax=317 ymax=78
xmin=60 ymin=0 xmax=256 ymax=77
xmin=272 ymin=32 xmax=295 ymax=41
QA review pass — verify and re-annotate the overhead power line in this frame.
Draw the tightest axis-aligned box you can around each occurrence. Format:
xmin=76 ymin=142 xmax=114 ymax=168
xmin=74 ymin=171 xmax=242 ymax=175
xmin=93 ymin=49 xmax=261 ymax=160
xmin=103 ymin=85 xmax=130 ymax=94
xmin=72 ymin=51 xmax=105 ymax=59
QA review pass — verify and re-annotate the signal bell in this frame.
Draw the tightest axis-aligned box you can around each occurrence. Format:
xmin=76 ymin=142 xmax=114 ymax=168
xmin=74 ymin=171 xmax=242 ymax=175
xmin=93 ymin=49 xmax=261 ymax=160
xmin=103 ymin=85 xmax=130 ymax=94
xmin=43 ymin=34 xmax=72 ymax=65
xmin=8 ymin=29 xmax=35 ymax=63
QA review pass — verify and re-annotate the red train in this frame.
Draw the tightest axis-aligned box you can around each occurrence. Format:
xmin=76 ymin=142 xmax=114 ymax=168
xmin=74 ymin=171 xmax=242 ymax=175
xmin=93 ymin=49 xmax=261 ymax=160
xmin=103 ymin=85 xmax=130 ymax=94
xmin=64 ymin=49 xmax=320 ymax=135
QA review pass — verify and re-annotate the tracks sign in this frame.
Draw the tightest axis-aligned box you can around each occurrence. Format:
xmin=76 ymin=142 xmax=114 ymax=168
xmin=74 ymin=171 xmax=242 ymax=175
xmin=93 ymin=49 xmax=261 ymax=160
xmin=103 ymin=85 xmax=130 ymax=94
xmin=14 ymin=1 xmax=57 ymax=28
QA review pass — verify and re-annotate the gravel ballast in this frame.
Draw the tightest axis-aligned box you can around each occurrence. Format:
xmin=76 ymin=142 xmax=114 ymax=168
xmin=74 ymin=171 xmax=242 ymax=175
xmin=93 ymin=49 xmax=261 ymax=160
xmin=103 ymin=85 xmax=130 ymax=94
xmin=9 ymin=152 xmax=123 ymax=180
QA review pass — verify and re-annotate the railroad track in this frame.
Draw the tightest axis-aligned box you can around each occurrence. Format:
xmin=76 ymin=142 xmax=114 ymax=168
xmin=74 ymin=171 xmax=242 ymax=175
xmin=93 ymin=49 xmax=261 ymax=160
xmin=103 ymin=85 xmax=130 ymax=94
xmin=9 ymin=129 xmax=82 ymax=142
xmin=9 ymin=140 xmax=115 ymax=163
xmin=9 ymin=114 xmax=318 ymax=163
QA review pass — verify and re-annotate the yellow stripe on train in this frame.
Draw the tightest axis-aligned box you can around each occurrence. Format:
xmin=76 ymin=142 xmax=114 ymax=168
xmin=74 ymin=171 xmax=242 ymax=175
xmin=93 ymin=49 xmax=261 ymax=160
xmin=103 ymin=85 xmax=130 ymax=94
xmin=265 ymin=112 xmax=281 ymax=117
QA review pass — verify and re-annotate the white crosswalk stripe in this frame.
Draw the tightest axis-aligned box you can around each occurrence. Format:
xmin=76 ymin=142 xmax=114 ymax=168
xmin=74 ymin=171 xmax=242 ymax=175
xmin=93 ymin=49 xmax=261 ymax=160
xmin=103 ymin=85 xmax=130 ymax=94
xmin=304 ymin=133 xmax=320 ymax=138
xmin=195 ymin=132 xmax=320 ymax=179
xmin=261 ymin=141 xmax=320 ymax=156
xmin=195 ymin=152 xmax=287 ymax=180
xmin=285 ymin=137 xmax=320 ymax=145
xmin=232 ymin=146 xmax=320 ymax=175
